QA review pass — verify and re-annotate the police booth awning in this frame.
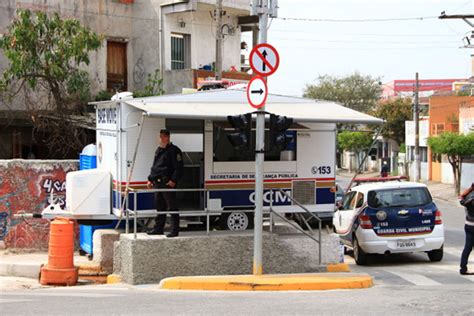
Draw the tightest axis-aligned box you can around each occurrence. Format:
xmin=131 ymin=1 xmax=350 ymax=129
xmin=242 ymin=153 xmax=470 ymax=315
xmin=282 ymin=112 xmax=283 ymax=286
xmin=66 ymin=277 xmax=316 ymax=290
xmin=123 ymin=89 xmax=383 ymax=125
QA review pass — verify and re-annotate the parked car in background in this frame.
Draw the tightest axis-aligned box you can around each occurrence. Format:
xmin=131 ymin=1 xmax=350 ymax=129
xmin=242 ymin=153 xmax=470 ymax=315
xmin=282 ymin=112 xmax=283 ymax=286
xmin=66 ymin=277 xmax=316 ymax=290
xmin=333 ymin=182 xmax=444 ymax=265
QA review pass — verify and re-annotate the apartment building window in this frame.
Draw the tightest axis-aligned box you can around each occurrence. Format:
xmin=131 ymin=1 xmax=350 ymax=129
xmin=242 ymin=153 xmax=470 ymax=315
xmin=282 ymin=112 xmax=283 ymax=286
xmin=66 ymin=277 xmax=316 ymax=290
xmin=431 ymin=123 xmax=445 ymax=135
xmin=171 ymin=33 xmax=190 ymax=70
xmin=420 ymin=147 xmax=428 ymax=162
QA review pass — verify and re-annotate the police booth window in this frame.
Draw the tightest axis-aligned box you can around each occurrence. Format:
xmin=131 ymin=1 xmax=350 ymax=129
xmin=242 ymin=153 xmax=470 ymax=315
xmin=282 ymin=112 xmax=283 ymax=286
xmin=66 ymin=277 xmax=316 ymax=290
xmin=213 ymin=114 xmax=297 ymax=162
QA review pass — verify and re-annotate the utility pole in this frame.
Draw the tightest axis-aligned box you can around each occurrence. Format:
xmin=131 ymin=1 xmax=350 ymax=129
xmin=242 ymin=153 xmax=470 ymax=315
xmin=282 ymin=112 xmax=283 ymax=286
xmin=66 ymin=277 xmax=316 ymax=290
xmin=439 ymin=12 xmax=474 ymax=48
xmin=252 ymin=0 xmax=269 ymax=276
xmin=215 ymin=0 xmax=223 ymax=80
xmin=414 ymin=72 xmax=420 ymax=182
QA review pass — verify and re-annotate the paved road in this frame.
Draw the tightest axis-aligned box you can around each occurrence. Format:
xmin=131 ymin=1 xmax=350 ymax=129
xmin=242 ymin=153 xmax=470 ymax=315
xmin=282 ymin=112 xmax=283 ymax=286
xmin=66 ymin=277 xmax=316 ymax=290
xmin=1 ymin=185 xmax=473 ymax=315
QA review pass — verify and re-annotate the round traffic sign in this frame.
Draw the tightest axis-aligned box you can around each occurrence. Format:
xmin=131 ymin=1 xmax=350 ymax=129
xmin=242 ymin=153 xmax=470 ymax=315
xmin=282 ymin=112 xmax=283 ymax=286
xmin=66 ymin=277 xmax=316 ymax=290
xmin=249 ymin=43 xmax=280 ymax=77
xmin=246 ymin=76 xmax=268 ymax=109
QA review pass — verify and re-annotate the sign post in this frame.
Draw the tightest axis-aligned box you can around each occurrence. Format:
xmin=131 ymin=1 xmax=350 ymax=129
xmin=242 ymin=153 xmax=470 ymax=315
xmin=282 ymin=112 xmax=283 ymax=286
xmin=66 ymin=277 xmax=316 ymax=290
xmin=248 ymin=35 xmax=280 ymax=275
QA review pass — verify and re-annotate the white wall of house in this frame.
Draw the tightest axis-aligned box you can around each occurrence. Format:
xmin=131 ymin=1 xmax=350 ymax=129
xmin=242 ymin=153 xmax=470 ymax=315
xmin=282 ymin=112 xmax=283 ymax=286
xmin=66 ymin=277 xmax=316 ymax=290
xmin=406 ymin=162 xmax=428 ymax=181
xmin=461 ymin=162 xmax=474 ymax=189
xmin=441 ymin=162 xmax=454 ymax=184
xmin=405 ymin=120 xmax=429 ymax=147
xmin=405 ymin=119 xmax=429 ymax=180
xmin=440 ymin=161 xmax=474 ymax=188
xmin=163 ymin=6 xmax=243 ymax=73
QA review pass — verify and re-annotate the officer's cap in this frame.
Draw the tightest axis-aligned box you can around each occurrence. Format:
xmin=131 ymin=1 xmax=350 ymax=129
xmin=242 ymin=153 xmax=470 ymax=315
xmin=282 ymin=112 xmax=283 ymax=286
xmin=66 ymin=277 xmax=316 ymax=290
xmin=160 ymin=129 xmax=170 ymax=136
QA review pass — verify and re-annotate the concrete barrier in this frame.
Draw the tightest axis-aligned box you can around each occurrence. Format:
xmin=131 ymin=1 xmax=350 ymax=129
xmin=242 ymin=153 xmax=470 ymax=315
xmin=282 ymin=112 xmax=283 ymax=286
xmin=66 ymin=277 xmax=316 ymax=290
xmin=114 ymin=231 xmax=341 ymax=285
xmin=92 ymin=229 xmax=121 ymax=274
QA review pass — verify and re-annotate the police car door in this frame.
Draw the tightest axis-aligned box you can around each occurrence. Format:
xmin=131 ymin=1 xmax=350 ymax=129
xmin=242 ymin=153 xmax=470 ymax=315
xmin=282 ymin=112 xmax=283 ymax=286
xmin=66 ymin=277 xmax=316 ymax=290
xmin=334 ymin=191 xmax=358 ymax=235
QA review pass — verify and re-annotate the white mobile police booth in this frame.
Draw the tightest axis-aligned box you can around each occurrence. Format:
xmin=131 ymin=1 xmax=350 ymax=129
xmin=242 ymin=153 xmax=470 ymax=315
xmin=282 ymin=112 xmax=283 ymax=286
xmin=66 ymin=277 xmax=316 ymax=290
xmin=61 ymin=89 xmax=381 ymax=231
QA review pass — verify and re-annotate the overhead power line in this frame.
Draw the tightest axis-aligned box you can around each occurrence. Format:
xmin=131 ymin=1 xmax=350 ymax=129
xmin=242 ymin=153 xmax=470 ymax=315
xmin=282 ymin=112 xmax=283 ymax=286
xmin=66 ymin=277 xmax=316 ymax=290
xmin=269 ymin=29 xmax=457 ymax=37
xmin=276 ymin=16 xmax=438 ymax=23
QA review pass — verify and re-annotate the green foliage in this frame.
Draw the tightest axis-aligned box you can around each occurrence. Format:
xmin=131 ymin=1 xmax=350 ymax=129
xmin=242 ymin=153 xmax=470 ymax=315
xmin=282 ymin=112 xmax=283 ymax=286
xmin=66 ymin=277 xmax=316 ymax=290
xmin=0 ymin=9 xmax=102 ymax=104
xmin=399 ymin=143 xmax=406 ymax=154
xmin=371 ymin=98 xmax=412 ymax=145
xmin=133 ymin=69 xmax=164 ymax=97
xmin=303 ymin=72 xmax=382 ymax=113
xmin=0 ymin=9 xmax=102 ymax=158
xmin=95 ymin=90 xmax=113 ymax=102
xmin=427 ymin=132 xmax=474 ymax=195
xmin=337 ymin=131 xmax=373 ymax=152
xmin=427 ymin=132 xmax=474 ymax=157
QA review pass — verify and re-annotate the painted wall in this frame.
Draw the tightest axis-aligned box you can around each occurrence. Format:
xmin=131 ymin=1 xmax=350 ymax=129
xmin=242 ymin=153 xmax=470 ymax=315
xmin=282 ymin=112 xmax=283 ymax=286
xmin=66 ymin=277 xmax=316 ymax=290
xmin=0 ymin=159 xmax=78 ymax=249
xmin=439 ymin=161 xmax=474 ymax=188
xmin=428 ymin=96 xmax=474 ymax=181
xmin=461 ymin=162 xmax=474 ymax=190
xmin=459 ymin=103 xmax=474 ymax=135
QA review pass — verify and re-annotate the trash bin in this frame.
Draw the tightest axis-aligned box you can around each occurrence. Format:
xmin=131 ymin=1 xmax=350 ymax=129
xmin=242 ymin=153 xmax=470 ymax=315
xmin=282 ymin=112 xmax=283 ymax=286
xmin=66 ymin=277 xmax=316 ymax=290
xmin=79 ymin=143 xmax=97 ymax=170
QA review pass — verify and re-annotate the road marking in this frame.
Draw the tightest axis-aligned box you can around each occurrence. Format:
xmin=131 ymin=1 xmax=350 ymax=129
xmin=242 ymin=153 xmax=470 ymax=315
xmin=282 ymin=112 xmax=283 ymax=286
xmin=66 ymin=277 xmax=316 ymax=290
xmin=18 ymin=292 xmax=124 ymax=298
xmin=387 ymin=271 xmax=441 ymax=286
xmin=443 ymin=247 xmax=463 ymax=257
xmin=0 ymin=298 xmax=37 ymax=304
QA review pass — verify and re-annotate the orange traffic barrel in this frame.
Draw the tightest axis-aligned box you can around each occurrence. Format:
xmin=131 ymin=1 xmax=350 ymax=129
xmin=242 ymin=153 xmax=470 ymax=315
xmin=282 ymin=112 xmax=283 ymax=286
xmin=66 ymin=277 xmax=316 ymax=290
xmin=40 ymin=217 xmax=78 ymax=286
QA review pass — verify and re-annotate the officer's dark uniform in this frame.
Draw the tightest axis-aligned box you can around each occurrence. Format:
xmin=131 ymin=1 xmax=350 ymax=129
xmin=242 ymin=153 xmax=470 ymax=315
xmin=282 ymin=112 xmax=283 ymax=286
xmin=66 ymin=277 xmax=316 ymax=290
xmin=147 ymin=137 xmax=183 ymax=236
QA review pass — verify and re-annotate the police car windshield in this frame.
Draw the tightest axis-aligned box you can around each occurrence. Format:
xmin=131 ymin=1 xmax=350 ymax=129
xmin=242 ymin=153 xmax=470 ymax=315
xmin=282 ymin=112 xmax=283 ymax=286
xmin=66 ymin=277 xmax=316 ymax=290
xmin=367 ymin=187 xmax=432 ymax=208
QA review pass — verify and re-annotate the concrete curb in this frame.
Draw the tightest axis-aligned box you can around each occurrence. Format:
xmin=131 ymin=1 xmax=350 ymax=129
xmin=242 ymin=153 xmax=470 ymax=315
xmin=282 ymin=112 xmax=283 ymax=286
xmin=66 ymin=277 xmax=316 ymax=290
xmin=158 ymin=273 xmax=373 ymax=291
xmin=326 ymin=263 xmax=350 ymax=272
xmin=106 ymin=265 xmax=350 ymax=285
xmin=106 ymin=274 xmax=122 ymax=284
xmin=0 ymin=262 xmax=40 ymax=279
xmin=0 ymin=262 xmax=106 ymax=280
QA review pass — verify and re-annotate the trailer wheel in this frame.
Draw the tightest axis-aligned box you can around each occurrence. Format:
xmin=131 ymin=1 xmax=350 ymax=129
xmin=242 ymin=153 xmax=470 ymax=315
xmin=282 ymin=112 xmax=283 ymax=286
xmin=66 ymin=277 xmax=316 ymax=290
xmin=219 ymin=212 xmax=254 ymax=231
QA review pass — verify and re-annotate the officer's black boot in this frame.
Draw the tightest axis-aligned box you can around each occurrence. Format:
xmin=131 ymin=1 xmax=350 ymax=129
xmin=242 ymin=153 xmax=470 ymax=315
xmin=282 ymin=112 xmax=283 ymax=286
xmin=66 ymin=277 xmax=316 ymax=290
xmin=166 ymin=212 xmax=180 ymax=237
xmin=147 ymin=214 xmax=166 ymax=235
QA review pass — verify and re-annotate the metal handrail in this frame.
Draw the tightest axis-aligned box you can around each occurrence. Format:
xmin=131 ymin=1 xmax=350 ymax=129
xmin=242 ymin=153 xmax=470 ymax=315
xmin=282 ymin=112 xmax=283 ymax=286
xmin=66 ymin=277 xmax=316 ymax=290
xmin=125 ymin=187 xmax=263 ymax=239
xmin=125 ymin=186 xmax=324 ymax=266
xmin=269 ymin=189 xmax=322 ymax=266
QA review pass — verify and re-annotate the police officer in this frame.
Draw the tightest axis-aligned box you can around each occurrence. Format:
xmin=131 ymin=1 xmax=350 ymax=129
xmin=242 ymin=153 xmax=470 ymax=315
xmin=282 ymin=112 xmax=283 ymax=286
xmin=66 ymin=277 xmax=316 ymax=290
xmin=459 ymin=182 xmax=474 ymax=275
xmin=146 ymin=129 xmax=183 ymax=237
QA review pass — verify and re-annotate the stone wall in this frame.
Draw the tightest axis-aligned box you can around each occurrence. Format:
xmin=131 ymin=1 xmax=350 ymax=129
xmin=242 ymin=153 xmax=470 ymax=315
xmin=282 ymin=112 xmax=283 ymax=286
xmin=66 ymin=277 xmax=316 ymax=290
xmin=0 ymin=159 xmax=78 ymax=249
xmin=114 ymin=232 xmax=341 ymax=284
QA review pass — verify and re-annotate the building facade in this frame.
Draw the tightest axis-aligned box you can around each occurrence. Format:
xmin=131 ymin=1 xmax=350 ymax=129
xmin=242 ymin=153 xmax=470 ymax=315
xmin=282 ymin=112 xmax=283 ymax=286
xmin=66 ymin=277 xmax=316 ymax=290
xmin=0 ymin=0 xmax=254 ymax=158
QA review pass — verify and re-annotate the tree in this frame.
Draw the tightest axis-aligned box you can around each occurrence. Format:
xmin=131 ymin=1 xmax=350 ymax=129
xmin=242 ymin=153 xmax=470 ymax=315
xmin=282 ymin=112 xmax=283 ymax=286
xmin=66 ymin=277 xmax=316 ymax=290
xmin=0 ymin=9 xmax=102 ymax=157
xmin=337 ymin=131 xmax=373 ymax=172
xmin=427 ymin=132 xmax=474 ymax=195
xmin=371 ymin=98 xmax=412 ymax=146
xmin=303 ymin=72 xmax=382 ymax=113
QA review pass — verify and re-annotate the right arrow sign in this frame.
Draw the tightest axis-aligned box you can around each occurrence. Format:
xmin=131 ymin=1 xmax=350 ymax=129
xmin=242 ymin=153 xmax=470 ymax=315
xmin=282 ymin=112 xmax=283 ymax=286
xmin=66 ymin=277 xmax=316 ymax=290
xmin=249 ymin=43 xmax=280 ymax=77
xmin=247 ymin=76 xmax=268 ymax=109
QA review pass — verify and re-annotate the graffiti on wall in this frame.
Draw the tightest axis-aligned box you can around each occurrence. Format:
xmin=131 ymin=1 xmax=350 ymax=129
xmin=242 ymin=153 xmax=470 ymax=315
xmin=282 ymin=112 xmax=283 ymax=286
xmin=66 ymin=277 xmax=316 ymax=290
xmin=0 ymin=160 xmax=78 ymax=249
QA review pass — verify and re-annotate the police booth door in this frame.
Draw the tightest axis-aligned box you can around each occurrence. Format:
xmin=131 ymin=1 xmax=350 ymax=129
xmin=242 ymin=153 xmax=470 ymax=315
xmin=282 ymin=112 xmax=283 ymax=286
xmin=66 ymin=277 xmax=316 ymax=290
xmin=165 ymin=119 xmax=205 ymax=211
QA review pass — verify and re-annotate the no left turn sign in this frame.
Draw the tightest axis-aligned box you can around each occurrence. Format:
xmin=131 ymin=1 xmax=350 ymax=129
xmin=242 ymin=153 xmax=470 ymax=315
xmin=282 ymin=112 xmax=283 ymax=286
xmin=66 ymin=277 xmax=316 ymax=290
xmin=246 ymin=76 xmax=268 ymax=109
xmin=249 ymin=43 xmax=280 ymax=77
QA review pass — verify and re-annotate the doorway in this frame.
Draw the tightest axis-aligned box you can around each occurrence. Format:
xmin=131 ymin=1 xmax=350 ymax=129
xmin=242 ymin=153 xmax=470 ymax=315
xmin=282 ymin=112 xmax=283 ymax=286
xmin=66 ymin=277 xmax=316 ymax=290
xmin=107 ymin=41 xmax=127 ymax=92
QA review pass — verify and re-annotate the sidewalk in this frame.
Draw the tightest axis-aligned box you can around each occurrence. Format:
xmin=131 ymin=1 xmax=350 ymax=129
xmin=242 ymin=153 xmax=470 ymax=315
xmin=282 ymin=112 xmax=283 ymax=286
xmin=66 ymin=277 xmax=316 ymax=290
xmin=0 ymin=250 xmax=98 ymax=280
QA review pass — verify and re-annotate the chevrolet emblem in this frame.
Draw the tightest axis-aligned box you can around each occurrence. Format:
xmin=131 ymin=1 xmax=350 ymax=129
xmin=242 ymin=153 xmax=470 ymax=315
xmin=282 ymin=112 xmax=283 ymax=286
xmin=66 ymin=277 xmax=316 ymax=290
xmin=398 ymin=210 xmax=409 ymax=215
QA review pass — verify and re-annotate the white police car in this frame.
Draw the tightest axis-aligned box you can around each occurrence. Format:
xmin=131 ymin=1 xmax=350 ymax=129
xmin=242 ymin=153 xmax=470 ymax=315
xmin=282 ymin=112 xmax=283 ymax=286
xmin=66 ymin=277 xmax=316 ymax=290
xmin=333 ymin=182 xmax=444 ymax=265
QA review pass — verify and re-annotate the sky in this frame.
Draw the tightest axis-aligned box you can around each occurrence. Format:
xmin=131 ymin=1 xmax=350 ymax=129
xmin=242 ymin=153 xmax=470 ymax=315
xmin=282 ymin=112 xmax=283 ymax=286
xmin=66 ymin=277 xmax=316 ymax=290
xmin=242 ymin=0 xmax=473 ymax=96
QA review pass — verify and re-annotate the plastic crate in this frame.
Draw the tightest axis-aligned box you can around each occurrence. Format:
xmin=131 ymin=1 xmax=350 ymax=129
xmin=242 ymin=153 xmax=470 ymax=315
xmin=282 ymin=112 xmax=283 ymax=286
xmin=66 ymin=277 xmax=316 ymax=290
xmin=79 ymin=154 xmax=97 ymax=170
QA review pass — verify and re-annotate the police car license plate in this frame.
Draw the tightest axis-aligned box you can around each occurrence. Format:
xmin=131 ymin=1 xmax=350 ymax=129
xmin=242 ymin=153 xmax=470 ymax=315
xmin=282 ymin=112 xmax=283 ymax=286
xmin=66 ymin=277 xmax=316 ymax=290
xmin=396 ymin=240 xmax=416 ymax=249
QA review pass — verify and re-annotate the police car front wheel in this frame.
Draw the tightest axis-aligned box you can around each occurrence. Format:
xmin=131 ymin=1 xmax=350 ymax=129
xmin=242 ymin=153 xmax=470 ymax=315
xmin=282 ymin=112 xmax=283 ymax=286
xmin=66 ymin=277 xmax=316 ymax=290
xmin=353 ymin=237 xmax=368 ymax=265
